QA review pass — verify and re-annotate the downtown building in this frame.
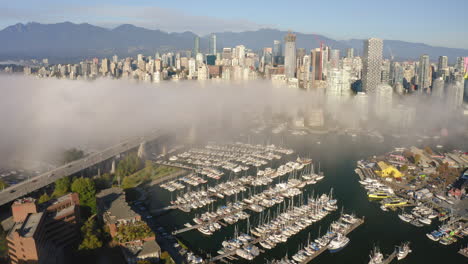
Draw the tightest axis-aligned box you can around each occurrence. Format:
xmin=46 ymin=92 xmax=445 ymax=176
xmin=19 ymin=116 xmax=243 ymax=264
xmin=362 ymin=38 xmax=383 ymax=93
xmin=6 ymin=194 xmax=80 ymax=264
xmin=284 ymin=32 xmax=297 ymax=79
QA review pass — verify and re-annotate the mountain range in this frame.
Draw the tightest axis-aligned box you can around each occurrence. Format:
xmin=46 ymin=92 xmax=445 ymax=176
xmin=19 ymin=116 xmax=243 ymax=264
xmin=1 ymin=22 xmax=467 ymax=64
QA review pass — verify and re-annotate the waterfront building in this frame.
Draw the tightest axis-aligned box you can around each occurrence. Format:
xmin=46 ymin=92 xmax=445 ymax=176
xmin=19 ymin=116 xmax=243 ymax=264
xmin=362 ymin=38 xmax=383 ymax=93
xmin=376 ymin=161 xmax=403 ymax=178
xmin=7 ymin=194 xmax=80 ymax=264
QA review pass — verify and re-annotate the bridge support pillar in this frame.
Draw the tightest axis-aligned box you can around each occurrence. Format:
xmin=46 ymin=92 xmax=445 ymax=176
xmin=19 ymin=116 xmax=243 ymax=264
xmin=138 ymin=141 xmax=146 ymax=160
xmin=111 ymin=159 xmax=116 ymax=175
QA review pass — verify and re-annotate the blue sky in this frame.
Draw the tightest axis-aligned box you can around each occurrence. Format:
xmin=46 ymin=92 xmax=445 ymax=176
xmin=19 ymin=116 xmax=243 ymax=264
xmin=1 ymin=0 xmax=468 ymax=48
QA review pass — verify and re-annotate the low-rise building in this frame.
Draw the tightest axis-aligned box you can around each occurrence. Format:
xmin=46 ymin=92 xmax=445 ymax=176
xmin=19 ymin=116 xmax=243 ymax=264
xmin=97 ymin=188 xmax=160 ymax=263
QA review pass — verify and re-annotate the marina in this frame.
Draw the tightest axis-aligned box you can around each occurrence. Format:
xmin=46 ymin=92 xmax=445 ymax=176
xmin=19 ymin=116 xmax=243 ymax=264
xmin=288 ymin=214 xmax=364 ymax=263
xmin=146 ymin=135 xmax=468 ymax=264
xmin=209 ymin=190 xmax=340 ymax=262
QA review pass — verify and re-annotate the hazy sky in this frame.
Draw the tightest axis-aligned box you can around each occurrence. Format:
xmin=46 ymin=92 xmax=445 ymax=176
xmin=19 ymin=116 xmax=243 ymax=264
xmin=1 ymin=0 xmax=468 ymax=49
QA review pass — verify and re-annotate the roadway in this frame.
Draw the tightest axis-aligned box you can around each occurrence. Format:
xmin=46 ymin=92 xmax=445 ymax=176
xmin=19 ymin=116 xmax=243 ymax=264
xmin=0 ymin=130 xmax=165 ymax=206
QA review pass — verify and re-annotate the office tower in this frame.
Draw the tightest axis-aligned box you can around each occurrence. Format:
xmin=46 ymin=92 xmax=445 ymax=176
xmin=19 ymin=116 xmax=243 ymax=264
xmin=193 ymin=36 xmax=200 ymax=56
xmin=390 ymin=62 xmax=404 ymax=85
xmin=195 ymin=53 xmax=204 ymax=67
xmin=273 ymin=40 xmax=282 ymax=65
xmin=223 ymin=48 xmax=232 ymax=60
xmin=447 ymin=81 xmax=464 ymax=109
xmin=418 ymin=54 xmax=431 ymax=92
xmin=284 ymin=32 xmax=297 ymax=78
xmin=375 ymin=84 xmax=393 ymax=118
xmin=432 ymin=77 xmax=445 ymax=98
xmin=381 ymin=60 xmax=390 ymax=84
xmin=303 ymin=55 xmax=311 ymax=86
xmin=329 ymin=49 xmax=340 ymax=69
xmin=112 ymin=55 xmax=118 ymax=63
xmin=437 ymin=56 xmax=448 ymax=78
xmin=101 ymin=58 xmax=109 ymax=75
xmin=311 ymin=48 xmax=323 ymax=81
xmin=346 ymin=48 xmax=354 ymax=59
xmin=273 ymin=40 xmax=282 ymax=57
xmin=235 ymin=45 xmax=246 ymax=66
xmin=209 ymin=33 xmax=217 ymax=54
xmin=362 ymin=38 xmax=383 ymax=93
xmin=456 ymin=57 xmax=464 ymax=72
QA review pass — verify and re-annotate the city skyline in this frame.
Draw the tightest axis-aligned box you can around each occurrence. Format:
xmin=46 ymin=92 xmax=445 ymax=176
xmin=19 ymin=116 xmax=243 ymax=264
xmin=1 ymin=0 xmax=468 ymax=49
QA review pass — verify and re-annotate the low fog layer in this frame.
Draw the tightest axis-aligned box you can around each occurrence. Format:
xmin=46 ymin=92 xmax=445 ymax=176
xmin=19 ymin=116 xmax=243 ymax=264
xmin=0 ymin=75 xmax=464 ymax=168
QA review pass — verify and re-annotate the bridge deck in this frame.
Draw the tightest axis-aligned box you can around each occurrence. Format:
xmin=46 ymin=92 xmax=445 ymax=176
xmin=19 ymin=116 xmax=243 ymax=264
xmin=0 ymin=130 xmax=165 ymax=206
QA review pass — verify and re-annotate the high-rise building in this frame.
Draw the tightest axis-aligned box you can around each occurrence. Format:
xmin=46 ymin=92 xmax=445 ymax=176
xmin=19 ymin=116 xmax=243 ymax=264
xmin=222 ymin=48 xmax=232 ymax=60
xmin=374 ymin=84 xmax=393 ymax=118
xmin=273 ymin=40 xmax=282 ymax=57
xmin=302 ymin=55 xmax=311 ymax=87
xmin=311 ymin=48 xmax=323 ymax=81
xmin=193 ymin=36 xmax=200 ymax=56
xmin=273 ymin=40 xmax=282 ymax=65
xmin=284 ymin=32 xmax=297 ymax=78
xmin=447 ymin=81 xmax=464 ymax=109
xmin=346 ymin=48 xmax=354 ymax=59
xmin=432 ymin=77 xmax=445 ymax=98
xmin=329 ymin=49 xmax=340 ymax=69
xmin=437 ymin=56 xmax=448 ymax=78
xmin=418 ymin=54 xmax=431 ymax=92
xmin=362 ymin=38 xmax=383 ymax=93
xmin=235 ymin=45 xmax=246 ymax=66
xmin=209 ymin=33 xmax=217 ymax=55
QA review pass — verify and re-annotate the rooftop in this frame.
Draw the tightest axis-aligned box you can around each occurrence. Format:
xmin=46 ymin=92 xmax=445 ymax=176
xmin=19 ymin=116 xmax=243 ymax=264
xmin=9 ymin=212 xmax=44 ymax=239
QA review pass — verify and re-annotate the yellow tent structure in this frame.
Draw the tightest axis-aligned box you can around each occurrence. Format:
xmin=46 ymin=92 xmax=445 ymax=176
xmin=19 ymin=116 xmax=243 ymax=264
xmin=376 ymin=161 xmax=403 ymax=178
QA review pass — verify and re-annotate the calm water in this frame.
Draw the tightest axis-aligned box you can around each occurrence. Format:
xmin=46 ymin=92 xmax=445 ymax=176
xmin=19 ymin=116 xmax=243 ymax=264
xmin=149 ymin=133 xmax=467 ymax=264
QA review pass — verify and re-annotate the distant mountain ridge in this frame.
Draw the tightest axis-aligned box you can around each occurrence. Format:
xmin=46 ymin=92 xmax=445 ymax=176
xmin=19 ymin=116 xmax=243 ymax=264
xmin=1 ymin=22 xmax=467 ymax=63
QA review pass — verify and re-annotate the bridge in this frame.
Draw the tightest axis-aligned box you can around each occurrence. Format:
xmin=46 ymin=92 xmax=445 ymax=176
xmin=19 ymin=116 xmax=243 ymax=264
xmin=0 ymin=130 xmax=168 ymax=206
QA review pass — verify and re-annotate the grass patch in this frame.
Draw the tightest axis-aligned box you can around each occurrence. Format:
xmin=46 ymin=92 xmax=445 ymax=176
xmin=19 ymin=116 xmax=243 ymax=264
xmin=122 ymin=163 xmax=181 ymax=189
xmin=160 ymin=251 xmax=175 ymax=264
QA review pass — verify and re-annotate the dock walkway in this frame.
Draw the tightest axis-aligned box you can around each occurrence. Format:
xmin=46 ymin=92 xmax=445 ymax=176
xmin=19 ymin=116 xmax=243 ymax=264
xmin=299 ymin=218 xmax=365 ymax=264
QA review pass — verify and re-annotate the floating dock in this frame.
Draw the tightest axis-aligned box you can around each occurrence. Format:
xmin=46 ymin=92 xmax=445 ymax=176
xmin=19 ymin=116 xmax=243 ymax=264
xmin=299 ymin=217 xmax=365 ymax=264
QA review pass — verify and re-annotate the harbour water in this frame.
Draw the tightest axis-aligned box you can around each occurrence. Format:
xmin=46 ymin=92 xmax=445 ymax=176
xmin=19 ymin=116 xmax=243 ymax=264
xmin=149 ymin=132 xmax=467 ymax=263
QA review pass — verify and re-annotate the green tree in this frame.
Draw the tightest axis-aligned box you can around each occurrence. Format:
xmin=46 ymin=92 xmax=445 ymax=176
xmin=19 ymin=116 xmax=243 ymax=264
xmin=424 ymin=146 xmax=433 ymax=155
xmin=116 ymin=153 xmax=142 ymax=180
xmin=94 ymin=173 xmax=113 ymax=190
xmin=414 ymin=154 xmax=421 ymax=164
xmin=137 ymin=260 xmax=151 ymax=264
xmin=0 ymin=179 xmax=8 ymax=190
xmin=72 ymin=178 xmax=97 ymax=214
xmin=52 ymin=177 xmax=71 ymax=197
xmin=400 ymin=165 xmax=408 ymax=171
xmin=38 ymin=193 xmax=51 ymax=204
xmin=79 ymin=217 xmax=102 ymax=251
xmin=0 ymin=226 xmax=7 ymax=258
xmin=62 ymin=148 xmax=85 ymax=164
